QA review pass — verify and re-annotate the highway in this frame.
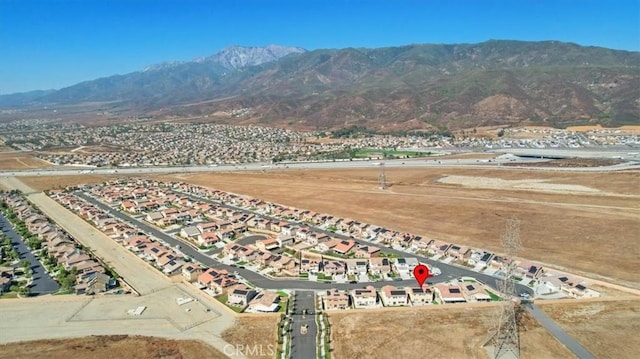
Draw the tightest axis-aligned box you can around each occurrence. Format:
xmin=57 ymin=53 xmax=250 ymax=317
xmin=76 ymin=192 xmax=535 ymax=297
xmin=2 ymin=149 xmax=639 ymax=180
xmin=524 ymin=302 xmax=596 ymax=359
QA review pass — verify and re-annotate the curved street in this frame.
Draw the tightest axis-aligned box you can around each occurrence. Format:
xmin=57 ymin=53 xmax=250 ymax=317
xmin=76 ymin=192 xmax=534 ymax=296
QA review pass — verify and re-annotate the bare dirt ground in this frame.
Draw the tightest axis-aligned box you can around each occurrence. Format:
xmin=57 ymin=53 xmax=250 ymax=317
xmin=0 ymin=152 xmax=51 ymax=170
xmin=0 ymin=336 xmax=227 ymax=359
xmin=539 ymin=299 xmax=640 ymax=359
xmin=329 ymin=305 xmax=571 ymax=359
xmin=222 ymin=315 xmax=280 ymax=359
xmin=156 ymin=167 xmax=640 ymax=287
xmin=19 ymin=174 xmax=116 ymax=190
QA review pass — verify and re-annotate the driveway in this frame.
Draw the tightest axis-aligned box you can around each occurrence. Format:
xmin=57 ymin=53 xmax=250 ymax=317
xmin=0 ymin=213 xmax=60 ymax=296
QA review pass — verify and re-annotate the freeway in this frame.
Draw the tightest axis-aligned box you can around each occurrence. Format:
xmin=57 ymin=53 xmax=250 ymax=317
xmin=1 ymin=150 xmax=638 ymax=179
xmin=289 ymin=291 xmax=318 ymax=359
xmin=524 ymin=302 xmax=596 ymax=359
xmin=76 ymin=192 xmax=534 ymax=296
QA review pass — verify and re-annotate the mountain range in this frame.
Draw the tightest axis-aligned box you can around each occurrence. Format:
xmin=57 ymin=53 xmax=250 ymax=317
xmin=2 ymin=41 xmax=638 ymax=130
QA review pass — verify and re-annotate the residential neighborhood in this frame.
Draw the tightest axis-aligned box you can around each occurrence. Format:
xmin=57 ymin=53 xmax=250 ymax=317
xmin=30 ymin=177 xmax=600 ymax=313
xmin=1 ymin=192 xmax=116 ymax=297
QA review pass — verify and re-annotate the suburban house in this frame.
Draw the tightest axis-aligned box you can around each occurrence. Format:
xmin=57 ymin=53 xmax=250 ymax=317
xmin=461 ymin=283 xmax=492 ymax=302
xmin=227 ymin=284 xmax=257 ymax=307
xmin=197 ymin=232 xmax=221 ymax=247
xmin=517 ymin=262 xmax=544 ymax=279
xmin=247 ymin=291 xmax=281 ymax=312
xmin=179 ymin=225 xmax=201 ymax=239
xmin=434 ymin=283 xmax=467 ymax=304
xmin=447 ymin=245 xmax=471 ymax=261
xmin=345 ymin=259 xmax=369 ymax=276
xmin=182 ymin=263 xmax=204 ymax=282
xmin=428 ymin=240 xmax=452 ymax=256
xmin=407 ymin=286 xmax=434 ymax=305
xmin=369 ymin=257 xmax=392 ymax=275
xmin=393 ymin=257 xmax=419 ymax=273
xmin=323 ymin=289 xmax=350 ymax=310
xmin=300 ymin=258 xmax=320 ymax=274
xmin=332 ymin=240 xmax=356 ymax=255
xmin=321 ymin=260 xmax=346 ymax=276
xmin=350 ymin=286 xmax=378 ymax=308
xmin=354 ymin=245 xmax=380 ymax=258
xmin=256 ymin=237 xmax=279 ymax=251
xmin=379 ymin=285 xmax=408 ymax=306
xmin=276 ymin=236 xmax=295 ymax=248
xmin=75 ymin=272 xmax=111 ymax=295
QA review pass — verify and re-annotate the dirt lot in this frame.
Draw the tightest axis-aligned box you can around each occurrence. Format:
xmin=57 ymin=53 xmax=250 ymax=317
xmin=329 ymin=305 xmax=571 ymax=359
xmin=222 ymin=315 xmax=279 ymax=359
xmin=0 ymin=152 xmax=51 ymax=170
xmin=539 ymin=299 xmax=640 ymax=359
xmin=18 ymin=174 xmax=116 ymax=190
xmin=156 ymin=167 xmax=640 ymax=287
xmin=0 ymin=335 xmax=227 ymax=359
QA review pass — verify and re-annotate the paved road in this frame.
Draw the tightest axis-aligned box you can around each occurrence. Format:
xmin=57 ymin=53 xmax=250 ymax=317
xmin=289 ymin=291 xmax=318 ymax=359
xmin=524 ymin=302 xmax=596 ymax=359
xmin=1 ymin=150 xmax=638 ymax=179
xmin=173 ymin=189 xmax=536 ymax=297
xmin=0 ymin=213 xmax=60 ymax=295
xmin=78 ymin=192 xmax=535 ymax=297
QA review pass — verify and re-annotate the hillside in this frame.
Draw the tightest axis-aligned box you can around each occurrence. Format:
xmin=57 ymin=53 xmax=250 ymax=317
xmin=1 ymin=40 xmax=638 ymax=130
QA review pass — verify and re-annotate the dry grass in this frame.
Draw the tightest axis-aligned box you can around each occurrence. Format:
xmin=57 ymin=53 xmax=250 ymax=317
xmin=329 ymin=305 xmax=571 ymax=359
xmin=539 ymin=299 xmax=640 ymax=359
xmin=0 ymin=335 xmax=227 ymax=359
xmin=158 ymin=167 xmax=640 ymax=286
xmin=0 ymin=153 xmax=51 ymax=170
xmin=19 ymin=175 xmax=116 ymax=191
xmin=222 ymin=315 xmax=279 ymax=359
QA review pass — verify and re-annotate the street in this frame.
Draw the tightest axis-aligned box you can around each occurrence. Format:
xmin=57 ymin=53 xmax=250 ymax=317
xmin=524 ymin=302 xmax=595 ymax=359
xmin=289 ymin=291 xmax=318 ymax=359
xmin=77 ymin=191 xmax=535 ymax=296
xmin=0 ymin=213 xmax=60 ymax=296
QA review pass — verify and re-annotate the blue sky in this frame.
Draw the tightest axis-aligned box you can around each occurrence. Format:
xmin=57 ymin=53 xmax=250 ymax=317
xmin=1 ymin=0 xmax=638 ymax=94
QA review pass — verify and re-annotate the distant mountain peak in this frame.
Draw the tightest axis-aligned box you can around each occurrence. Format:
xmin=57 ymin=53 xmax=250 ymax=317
xmin=206 ymin=44 xmax=307 ymax=69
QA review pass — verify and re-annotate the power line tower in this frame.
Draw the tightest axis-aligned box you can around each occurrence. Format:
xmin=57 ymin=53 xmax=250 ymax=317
xmin=486 ymin=218 xmax=522 ymax=359
xmin=377 ymin=162 xmax=387 ymax=190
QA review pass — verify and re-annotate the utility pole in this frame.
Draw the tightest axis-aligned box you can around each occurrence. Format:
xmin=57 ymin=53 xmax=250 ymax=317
xmin=377 ymin=162 xmax=387 ymax=190
xmin=486 ymin=218 xmax=522 ymax=359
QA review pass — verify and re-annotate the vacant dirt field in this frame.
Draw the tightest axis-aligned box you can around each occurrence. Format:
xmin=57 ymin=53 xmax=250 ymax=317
xmin=0 ymin=152 xmax=51 ymax=170
xmin=158 ymin=167 xmax=640 ymax=287
xmin=222 ymin=315 xmax=279 ymax=359
xmin=329 ymin=305 xmax=571 ymax=359
xmin=539 ymin=299 xmax=640 ymax=359
xmin=0 ymin=335 xmax=227 ymax=359
xmin=19 ymin=174 xmax=116 ymax=190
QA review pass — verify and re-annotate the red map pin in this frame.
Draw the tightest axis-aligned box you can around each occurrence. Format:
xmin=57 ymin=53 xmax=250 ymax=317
xmin=413 ymin=264 xmax=430 ymax=287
